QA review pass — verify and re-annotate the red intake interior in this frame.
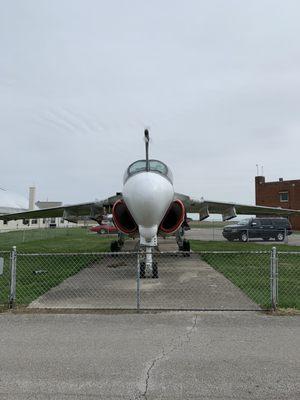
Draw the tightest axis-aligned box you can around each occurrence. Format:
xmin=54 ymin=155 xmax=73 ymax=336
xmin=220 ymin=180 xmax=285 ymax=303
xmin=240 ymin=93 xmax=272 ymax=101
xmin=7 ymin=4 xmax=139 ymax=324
xmin=159 ymin=199 xmax=185 ymax=234
xmin=112 ymin=200 xmax=138 ymax=235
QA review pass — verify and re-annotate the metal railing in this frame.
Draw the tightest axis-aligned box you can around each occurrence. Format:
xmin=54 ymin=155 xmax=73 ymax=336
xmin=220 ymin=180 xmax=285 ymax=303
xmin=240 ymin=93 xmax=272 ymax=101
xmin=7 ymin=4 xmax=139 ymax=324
xmin=0 ymin=247 xmax=299 ymax=311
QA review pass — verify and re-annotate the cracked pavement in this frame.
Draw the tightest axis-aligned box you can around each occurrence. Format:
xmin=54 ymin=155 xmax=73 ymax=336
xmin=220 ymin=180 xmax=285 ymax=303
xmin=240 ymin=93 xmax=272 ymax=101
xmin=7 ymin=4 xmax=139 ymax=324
xmin=141 ymin=315 xmax=198 ymax=399
xmin=0 ymin=312 xmax=299 ymax=399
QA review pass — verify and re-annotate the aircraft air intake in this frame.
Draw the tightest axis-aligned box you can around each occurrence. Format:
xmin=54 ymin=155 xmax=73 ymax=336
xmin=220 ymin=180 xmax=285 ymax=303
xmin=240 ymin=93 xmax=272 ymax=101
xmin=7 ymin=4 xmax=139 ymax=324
xmin=159 ymin=199 xmax=185 ymax=234
xmin=112 ymin=199 xmax=138 ymax=235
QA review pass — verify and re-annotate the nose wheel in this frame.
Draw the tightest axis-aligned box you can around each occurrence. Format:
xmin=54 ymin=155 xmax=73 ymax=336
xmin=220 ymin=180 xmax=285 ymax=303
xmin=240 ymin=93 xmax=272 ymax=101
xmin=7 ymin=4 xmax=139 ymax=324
xmin=139 ymin=261 xmax=158 ymax=279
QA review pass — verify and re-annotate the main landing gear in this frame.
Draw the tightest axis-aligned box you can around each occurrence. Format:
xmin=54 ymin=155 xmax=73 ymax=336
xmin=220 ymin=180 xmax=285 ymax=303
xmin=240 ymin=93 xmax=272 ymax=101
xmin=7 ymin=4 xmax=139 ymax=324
xmin=176 ymin=227 xmax=191 ymax=254
xmin=110 ymin=233 xmax=125 ymax=252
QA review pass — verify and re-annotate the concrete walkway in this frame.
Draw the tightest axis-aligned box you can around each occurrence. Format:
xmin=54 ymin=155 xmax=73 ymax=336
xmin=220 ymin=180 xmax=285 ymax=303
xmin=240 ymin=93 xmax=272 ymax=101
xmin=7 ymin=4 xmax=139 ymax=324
xmin=29 ymin=240 xmax=259 ymax=310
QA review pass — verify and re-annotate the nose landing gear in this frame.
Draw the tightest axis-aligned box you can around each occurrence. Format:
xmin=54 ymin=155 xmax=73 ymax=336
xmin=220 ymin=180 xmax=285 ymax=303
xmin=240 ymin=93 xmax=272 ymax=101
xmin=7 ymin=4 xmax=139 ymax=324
xmin=138 ymin=234 xmax=159 ymax=279
xmin=139 ymin=260 xmax=158 ymax=279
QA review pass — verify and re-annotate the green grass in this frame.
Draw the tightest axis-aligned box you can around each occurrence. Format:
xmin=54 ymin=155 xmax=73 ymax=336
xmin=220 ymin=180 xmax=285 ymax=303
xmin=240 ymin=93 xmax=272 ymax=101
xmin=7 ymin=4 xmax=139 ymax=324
xmin=191 ymin=241 xmax=300 ymax=310
xmin=14 ymin=253 xmax=107 ymax=305
xmin=190 ymin=240 xmax=300 ymax=252
xmin=0 ymin=228 xmax=112 ymax=307
xmin=0 ymin=227 xmax=112 ymax=253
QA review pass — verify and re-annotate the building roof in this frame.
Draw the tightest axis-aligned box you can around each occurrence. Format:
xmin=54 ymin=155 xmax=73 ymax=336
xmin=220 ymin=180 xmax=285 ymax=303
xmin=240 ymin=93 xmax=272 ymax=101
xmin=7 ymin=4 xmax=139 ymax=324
xmin=0 ymin=189 xmax=28 ymax=214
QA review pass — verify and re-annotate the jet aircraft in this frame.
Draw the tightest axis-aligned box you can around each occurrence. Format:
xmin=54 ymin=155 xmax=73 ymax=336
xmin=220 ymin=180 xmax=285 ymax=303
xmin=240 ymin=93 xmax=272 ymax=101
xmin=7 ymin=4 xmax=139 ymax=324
xmin=1 ymin=130 xmax=300 ymax=278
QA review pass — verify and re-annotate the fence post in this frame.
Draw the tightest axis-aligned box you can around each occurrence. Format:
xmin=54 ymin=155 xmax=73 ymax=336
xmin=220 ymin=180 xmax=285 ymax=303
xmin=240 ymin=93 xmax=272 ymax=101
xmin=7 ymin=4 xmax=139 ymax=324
xmin=9 ymin=246 xmax=17 ymax=309
xmin=136 ymin=253 xmax=140 ymax=312
xmin=270 ymin=247 xmax=278 ymax=310
xmin=284 ymin=228 xmax=288 ymax=244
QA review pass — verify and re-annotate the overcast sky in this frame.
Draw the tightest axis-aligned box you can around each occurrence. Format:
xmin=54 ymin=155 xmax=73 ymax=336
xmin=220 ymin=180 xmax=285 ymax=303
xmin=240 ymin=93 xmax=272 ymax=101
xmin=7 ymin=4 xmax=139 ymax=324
xmin=1 ymin=0 xmax=300 ymax=205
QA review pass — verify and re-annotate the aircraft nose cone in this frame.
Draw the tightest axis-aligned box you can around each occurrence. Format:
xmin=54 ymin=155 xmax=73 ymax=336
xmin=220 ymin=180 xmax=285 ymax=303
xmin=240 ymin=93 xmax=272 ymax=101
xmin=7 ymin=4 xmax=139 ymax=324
xmin=123 ymin=172 xmax=174 ymax=238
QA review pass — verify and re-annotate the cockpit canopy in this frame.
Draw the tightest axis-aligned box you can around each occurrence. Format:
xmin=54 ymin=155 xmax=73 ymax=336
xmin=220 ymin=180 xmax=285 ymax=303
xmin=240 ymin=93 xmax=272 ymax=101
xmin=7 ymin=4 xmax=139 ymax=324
xmin=123 ymin=159 xmax=173 ymax=184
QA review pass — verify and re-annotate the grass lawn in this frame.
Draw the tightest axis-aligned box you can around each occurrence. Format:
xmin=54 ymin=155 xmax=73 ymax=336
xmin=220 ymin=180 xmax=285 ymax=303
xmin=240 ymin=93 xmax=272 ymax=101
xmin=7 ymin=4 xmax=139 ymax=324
xmin=191 ymin=241 xmax=300 ymax=310
xmin=0 ymin=228 xmax=112 ymax=307
xmin=0 ymin=227 xmax=112 ymax=252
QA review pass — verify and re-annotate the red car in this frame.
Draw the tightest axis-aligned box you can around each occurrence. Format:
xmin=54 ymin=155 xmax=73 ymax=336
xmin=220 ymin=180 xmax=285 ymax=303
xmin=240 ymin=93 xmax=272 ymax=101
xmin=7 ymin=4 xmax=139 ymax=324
xmin=90 ymin=224 xmax=118 ymax=234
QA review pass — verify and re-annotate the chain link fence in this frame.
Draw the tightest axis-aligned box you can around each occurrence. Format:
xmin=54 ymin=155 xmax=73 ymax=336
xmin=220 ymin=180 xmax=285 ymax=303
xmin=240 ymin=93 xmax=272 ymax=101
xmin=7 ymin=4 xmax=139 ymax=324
xmin=0 ymin=251 xmax=11 ymax=309
xmin=0 ymin=248 xmax=299 ymax=311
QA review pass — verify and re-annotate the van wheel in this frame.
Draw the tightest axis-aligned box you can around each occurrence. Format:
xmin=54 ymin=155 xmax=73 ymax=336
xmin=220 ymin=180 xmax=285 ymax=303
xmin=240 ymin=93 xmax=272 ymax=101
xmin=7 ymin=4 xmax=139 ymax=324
xmin=275 ymin=232 xmax=284 ymax=242
xmin=239 ymin=232 xmax=248 ymax=242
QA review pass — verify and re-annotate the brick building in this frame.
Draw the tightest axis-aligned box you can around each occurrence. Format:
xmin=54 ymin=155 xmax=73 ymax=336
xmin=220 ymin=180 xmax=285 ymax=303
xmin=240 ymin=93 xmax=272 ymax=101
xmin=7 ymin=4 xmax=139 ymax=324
xmin=255 ymin=176 xmax=300 ymax=230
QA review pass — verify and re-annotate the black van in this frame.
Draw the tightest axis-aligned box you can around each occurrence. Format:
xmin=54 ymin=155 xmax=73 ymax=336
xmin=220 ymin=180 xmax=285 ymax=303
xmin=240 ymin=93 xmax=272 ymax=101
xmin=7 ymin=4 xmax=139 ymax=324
xmin=222 ymin=217 xmax=292 ymax=242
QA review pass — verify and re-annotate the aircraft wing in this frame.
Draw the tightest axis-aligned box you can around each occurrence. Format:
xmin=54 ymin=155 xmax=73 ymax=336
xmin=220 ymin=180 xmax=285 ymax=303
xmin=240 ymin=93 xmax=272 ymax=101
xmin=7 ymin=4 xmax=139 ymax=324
xmin=0 ymin=194 xmax=121 ymax=222
xmin=176 ymin=194 xmax=300 ymax=221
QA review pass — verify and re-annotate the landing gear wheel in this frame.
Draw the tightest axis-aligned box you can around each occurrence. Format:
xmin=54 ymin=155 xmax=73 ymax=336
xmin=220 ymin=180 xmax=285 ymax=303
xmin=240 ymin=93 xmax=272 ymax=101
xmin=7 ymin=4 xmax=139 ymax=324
xmin=152 ymin=261 xmax=158 ymax=279
xmin=239 ymin=232 xmax=248 ymax=242
xmin=275 ymin=232 xmax=284 ymax=242
xmin=110 ymin=241 xmax=120 ymax=252
xmin=181 ymin=239 xmax=190 ymax=256
xmin=183 ymin=240 xmax=190 ymax=251
xmin=139 ymin=262 xmax=146 ymax=279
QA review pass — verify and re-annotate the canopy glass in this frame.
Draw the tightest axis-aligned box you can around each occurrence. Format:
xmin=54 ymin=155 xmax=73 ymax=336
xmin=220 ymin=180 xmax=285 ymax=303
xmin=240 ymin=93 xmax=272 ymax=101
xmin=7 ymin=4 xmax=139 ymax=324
xmin=124 ymin=159 xmax=173 ymax=183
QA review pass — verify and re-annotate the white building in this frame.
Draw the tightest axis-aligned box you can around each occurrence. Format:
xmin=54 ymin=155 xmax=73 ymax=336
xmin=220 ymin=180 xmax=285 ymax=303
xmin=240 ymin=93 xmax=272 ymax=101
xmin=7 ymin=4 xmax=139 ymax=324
xmin=0 ymin=187 xmax=89 ymax=231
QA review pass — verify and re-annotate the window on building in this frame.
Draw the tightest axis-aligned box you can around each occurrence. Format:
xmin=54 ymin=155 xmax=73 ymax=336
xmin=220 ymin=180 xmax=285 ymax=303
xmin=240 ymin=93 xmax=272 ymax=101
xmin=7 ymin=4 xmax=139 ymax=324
xmin=60 ymin=218 xmax=65 ymax=223
xmin=279 ymin=192 xmax=289 ymax=202
xmin=31 ymin=219 xmax=38 ymax=225
xmin=50 ymin=217 xmax=56 ymax=223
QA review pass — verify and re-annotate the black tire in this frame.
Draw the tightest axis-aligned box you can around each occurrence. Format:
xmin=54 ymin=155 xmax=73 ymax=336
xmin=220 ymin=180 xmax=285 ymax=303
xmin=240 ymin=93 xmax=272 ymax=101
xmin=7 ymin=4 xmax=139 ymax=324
xmin=239 ymin=232 xmax=248 ymax=242
xmin=275 ymin=232 xmax=284 ymax=242
xmin=182 ymin=240 xmax=191 ymax=256
xmin=140 ymin=262 xmax=146 ymax=279
xmin=110 ymin=241 xmax=120 ymax=252
xmin=100 ymin=229 xmax=106 ymax=235
xmin=152 ymin=262 xmax=158 ymax=279
xmin=183 ymin=240 xmax=190 ymax=251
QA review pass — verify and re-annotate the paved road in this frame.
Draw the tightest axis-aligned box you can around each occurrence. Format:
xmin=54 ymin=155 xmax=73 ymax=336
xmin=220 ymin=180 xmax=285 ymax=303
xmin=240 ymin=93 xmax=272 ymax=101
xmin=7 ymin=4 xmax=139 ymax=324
xmin=186 ymin=228 xmax=300 ymax=245
xmin=0 ymin=311 xmax=299 ymax=399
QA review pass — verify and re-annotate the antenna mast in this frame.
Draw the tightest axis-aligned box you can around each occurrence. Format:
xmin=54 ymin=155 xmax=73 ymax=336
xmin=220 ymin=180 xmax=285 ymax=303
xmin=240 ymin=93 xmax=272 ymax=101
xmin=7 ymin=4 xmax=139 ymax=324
xmin=144 ymin=129 xmax=150 ymax=172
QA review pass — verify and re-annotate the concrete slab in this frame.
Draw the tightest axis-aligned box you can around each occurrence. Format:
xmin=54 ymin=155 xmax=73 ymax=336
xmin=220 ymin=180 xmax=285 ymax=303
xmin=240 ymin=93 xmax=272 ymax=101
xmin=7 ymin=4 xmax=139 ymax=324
xmin=29 ymin=240 xmax=259 ymax=310
xmin=0 ymin=312 xmax=299 ymax=399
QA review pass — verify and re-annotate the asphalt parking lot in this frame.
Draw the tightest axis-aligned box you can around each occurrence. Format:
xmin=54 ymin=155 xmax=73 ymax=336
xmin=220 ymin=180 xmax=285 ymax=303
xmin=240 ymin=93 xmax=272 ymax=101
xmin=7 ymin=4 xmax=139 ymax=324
xmin=186 ymin=228 xmax=300 ymax=245
xmin=0 ymin=311 xmax=299 ymax=400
